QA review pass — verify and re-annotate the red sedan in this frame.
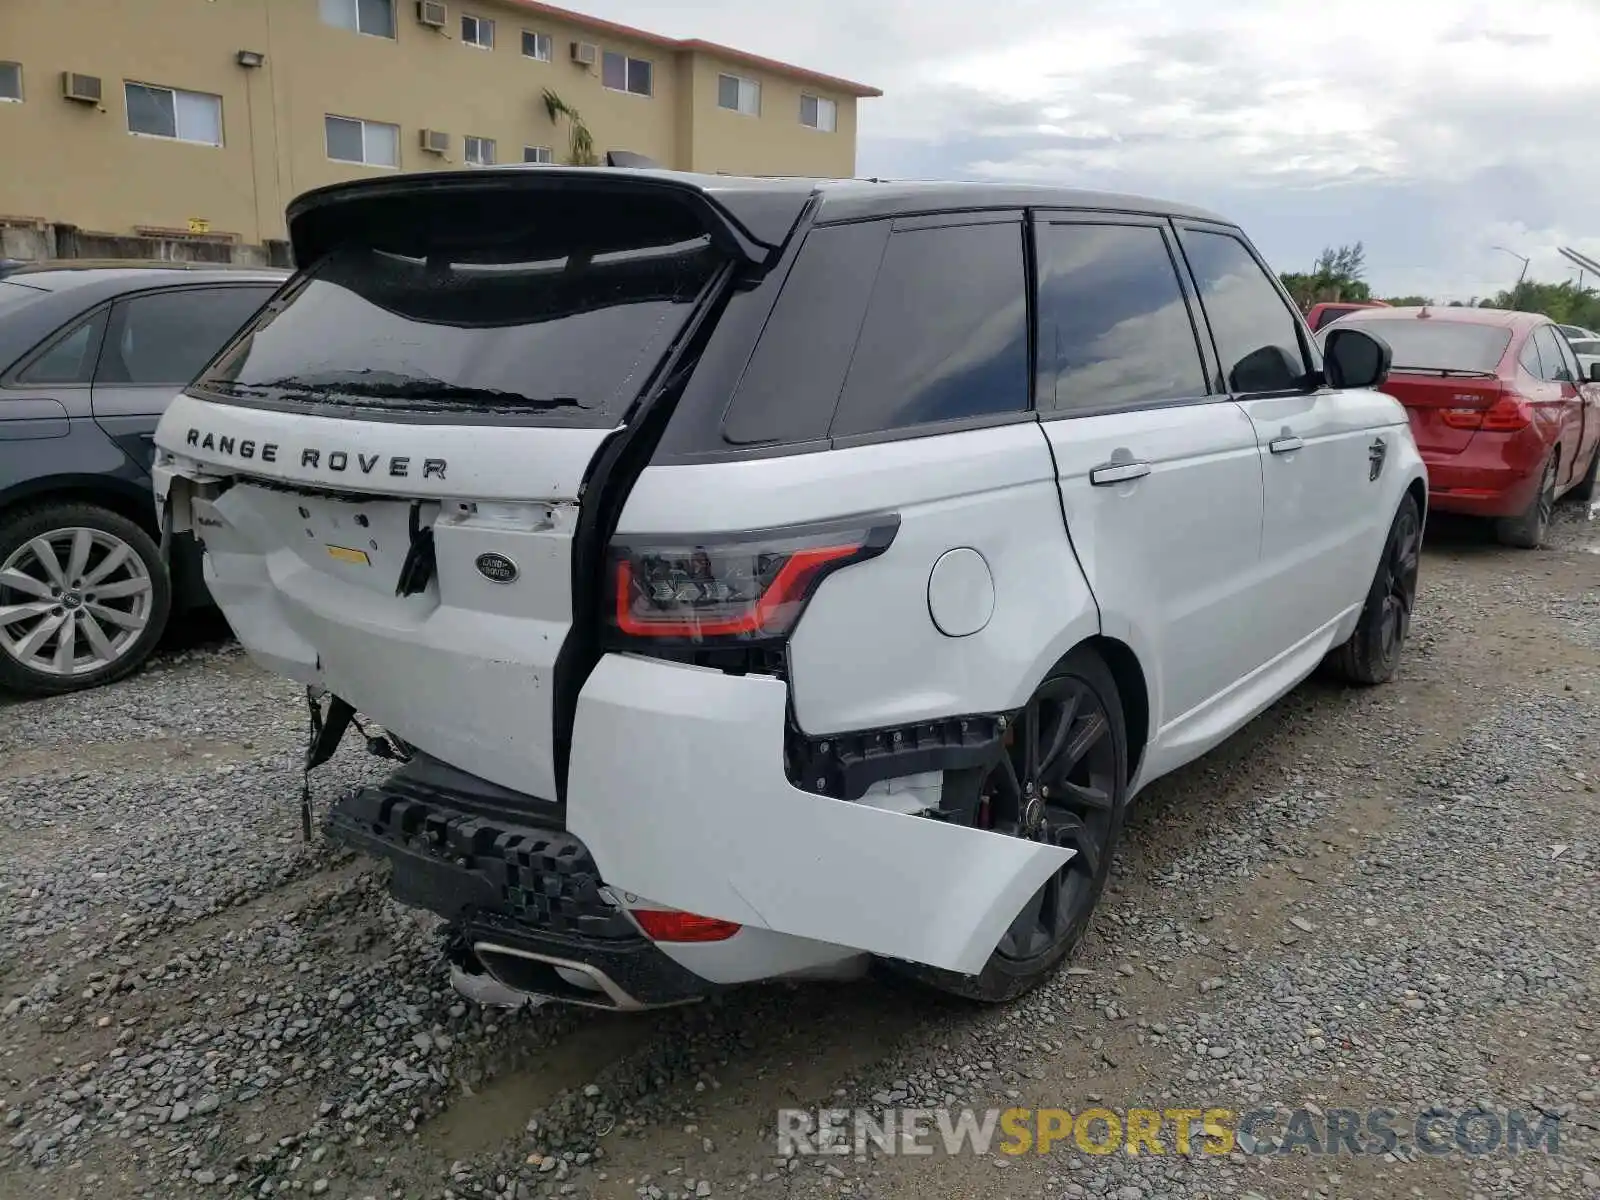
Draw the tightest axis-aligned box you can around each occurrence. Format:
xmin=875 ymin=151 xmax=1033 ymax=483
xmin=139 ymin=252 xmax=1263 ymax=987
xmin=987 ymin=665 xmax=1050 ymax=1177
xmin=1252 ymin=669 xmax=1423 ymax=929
xmin=1323 ymin=307 xmax=1600 ymax=547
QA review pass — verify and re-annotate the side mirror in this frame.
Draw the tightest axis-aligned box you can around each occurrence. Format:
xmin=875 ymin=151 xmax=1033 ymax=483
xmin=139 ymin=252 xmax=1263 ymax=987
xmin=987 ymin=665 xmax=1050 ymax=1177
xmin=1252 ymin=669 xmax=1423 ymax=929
xmin=1588 ymin=361 xmax=1600 ymax=384
xmin=1323 ymin=327 xmax=1392 ymax=390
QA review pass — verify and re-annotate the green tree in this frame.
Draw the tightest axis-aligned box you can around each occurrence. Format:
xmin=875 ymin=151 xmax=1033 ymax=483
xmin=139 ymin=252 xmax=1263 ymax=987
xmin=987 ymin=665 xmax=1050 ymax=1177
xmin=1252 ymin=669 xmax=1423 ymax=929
xmin=1279 ymin=242 xmax=1370 ymax=310
xmin=1380 ymin=294 xmax=1433 ymax=307
xmin=542 ymin=89 xmax=598 ymax=166
xmin=1480 ymin=279 xmax=1600 ymax=328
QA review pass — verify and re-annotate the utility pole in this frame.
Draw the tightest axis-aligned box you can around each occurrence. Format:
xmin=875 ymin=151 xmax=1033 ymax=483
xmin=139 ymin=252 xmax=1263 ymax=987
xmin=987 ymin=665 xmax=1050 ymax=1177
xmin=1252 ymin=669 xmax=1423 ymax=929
xmin=1492 ymin=245 xmax=1530 ymax=291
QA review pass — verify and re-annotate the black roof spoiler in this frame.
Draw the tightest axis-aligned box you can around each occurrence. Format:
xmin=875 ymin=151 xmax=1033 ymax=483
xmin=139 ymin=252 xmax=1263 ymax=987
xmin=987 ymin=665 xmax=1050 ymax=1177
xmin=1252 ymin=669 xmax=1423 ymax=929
xmin=285 ymin=169 xmax=814 ymax=271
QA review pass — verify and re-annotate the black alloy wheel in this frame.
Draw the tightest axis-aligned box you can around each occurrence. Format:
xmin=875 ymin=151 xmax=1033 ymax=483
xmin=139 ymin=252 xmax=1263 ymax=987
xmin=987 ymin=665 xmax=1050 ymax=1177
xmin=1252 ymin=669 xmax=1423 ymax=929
xmin=1328 ymin=493 xmax=1422 ymax=686
xmin=1497 ymin=455 xmax=1558 ymax=549
xmin=896 ymin=647 xmax=1128 ymax=1003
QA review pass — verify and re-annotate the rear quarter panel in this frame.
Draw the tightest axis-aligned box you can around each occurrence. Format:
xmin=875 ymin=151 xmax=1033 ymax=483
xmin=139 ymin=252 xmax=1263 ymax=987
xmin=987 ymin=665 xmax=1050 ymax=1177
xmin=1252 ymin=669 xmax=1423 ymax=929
xmin=616 ymin=421 xmax=1102 ymax=734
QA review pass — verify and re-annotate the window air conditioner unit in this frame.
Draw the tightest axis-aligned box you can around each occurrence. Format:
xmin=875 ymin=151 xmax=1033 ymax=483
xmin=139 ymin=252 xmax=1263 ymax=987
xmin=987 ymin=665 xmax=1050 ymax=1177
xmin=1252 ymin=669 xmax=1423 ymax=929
xmin=570 ymin=41 xmax=598 ymax=67
xmin=420 ymin=129 xmax=450 ymax=154
xmin=61 ymin=72 xmax=103 ymax=104
xmin=417 ymin=1 xmax=448 ymax=29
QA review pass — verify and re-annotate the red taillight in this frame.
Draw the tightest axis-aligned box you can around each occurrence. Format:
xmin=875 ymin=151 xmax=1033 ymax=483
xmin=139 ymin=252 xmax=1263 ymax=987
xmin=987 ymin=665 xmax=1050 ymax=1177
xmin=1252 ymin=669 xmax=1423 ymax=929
xmin=1433 ymin=385 xmax=1530 ymax=433
xmin=1479 ymin=395 xmax=1533 ymax=432
xmin=606 ymin=517 xmax=899 ymax=644
xmin=631 ymin=910 xmax=742 ymax=942
xmin=1440 ymin=408 xmax=1485 ymax=430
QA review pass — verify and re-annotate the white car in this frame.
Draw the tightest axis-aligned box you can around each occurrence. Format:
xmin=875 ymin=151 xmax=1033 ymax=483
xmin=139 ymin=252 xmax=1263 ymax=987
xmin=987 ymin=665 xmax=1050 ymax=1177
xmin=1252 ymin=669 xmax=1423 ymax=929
xmin=1565 ymin=336 xmax=1600 ymax=382
xmin=153 ymin=168 xmax=1427 ymax=1009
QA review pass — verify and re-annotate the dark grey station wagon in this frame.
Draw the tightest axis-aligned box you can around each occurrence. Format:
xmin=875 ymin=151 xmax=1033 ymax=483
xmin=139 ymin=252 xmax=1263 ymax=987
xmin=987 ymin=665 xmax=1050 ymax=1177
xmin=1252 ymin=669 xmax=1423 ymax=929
xmin=0 ymin=262 xmax=287 ymax=695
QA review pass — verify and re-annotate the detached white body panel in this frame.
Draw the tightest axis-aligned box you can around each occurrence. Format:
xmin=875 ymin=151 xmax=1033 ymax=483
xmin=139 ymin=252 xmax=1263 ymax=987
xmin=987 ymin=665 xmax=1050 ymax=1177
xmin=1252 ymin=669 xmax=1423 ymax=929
xmin=568 ymin=654 xmax=1072 ymax=976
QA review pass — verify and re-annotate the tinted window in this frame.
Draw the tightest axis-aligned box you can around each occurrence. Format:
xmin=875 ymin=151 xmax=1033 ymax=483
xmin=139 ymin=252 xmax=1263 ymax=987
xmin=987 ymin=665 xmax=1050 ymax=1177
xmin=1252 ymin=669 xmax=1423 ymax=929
xmin=1569 ymin=338 xmax=1600 ymax=357
xmin=1518 ymin=335 xmax=1543 ymax=378
xmin=1312 ymin=305 xmax=1361 ymax=330
xmin=199 ymin=231 xmax=723 ymax=427
xmin=1035 ymin=222 xmax=1206 ymax=413
xmin=17 ymin=311 xmax=108 ymax=385
xmin=829 ymin=220 xmax=1029 ymax=438
xmin=1335 ymin=319 xmax=1513 ymax=375
xmin=1179 ymin=229 xmax=1308 ymax=394
xmin=98 ymin=287 xmax=272 ymax=386
xmin=723 ymin=220 xmax=889 ymax=446
xmin=1535 ymin=326 xmax=1575 ymax=382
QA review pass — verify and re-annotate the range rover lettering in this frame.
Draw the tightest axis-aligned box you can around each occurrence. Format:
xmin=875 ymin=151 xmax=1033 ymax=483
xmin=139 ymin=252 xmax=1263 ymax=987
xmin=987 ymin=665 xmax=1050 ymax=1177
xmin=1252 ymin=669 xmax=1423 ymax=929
xmin=153 ymin=168 xmax=1425 ymax=1009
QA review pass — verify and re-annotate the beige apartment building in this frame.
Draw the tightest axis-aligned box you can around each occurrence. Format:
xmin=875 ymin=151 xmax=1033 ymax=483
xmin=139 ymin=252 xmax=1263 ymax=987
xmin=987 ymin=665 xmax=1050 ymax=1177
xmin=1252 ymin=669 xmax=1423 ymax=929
xmin=0 ymin=0 xmax=879 ymax=257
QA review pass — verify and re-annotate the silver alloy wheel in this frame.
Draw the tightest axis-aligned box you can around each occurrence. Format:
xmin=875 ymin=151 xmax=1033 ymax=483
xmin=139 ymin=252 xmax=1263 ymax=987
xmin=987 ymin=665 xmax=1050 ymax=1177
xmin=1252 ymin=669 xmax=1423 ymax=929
xmin=0 ymin=527 xmax=154 ymax=677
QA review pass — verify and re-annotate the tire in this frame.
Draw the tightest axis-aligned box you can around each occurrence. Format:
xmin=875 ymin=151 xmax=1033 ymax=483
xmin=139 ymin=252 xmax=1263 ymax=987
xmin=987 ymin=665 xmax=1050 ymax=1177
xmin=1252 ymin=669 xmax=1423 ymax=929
xmin=1328 ymin=493 xmax=1422 ymax=687
xmin=891 ymin=646 xmax=1129 ymax=1003
xmin=0 ymin=502 xmax=172 ymax=697
xmin=1496 ymin=454 xmax=1557 ymax=549
xmin=1572 ymin=441 xmax=1600 ymax=503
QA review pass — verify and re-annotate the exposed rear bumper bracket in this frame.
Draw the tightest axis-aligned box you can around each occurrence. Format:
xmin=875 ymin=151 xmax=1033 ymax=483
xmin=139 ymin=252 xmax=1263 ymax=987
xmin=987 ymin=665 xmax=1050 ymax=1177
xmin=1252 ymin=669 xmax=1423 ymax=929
xmin=325 ymin=755 xmax=716 ymax=1009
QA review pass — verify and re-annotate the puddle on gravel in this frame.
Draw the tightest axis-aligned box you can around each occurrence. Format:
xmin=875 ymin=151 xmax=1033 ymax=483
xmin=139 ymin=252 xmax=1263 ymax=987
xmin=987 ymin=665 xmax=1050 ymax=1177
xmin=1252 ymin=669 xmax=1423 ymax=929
xmin=424 ymin=1013 xmax=663 ymax=1158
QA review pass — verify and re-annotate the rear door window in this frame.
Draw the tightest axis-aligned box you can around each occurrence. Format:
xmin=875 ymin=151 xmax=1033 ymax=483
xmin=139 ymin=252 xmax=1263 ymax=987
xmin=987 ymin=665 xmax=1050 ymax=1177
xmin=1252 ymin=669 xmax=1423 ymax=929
xmin=198 ymin=230 xmax=725 ymax=427
xmin=1518 ymin=334 xmax=1544 ymax=379
xmin=16 ymin=310 xmax=109 ymax=386
xmin=721 ymin=220 xmax=890 ymax=447
xmin=828 ymin=217 xmax=1030 ymax=439
xmin=1535 ymin=325 xmax=1577 ymax=383
xmin=1034 ymin=219 xmax=1208 ymax=414
xmin=1178 ymin=227 xmax=1310 ymax=395
xmin=98 ymin=287 xmax=275 ymax=386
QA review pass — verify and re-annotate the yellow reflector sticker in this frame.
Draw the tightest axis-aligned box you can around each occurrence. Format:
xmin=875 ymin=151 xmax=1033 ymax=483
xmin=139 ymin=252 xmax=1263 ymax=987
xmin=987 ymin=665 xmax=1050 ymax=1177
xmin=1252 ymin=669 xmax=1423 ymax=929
xmin=325 ymin=545 xmax=371 ymax=566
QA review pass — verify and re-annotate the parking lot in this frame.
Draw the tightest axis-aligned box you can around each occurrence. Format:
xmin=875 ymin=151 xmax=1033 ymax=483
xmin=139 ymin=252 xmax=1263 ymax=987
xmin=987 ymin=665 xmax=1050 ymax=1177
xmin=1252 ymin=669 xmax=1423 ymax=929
xmin=2 ymin=501 xmax=1597 ymax=1200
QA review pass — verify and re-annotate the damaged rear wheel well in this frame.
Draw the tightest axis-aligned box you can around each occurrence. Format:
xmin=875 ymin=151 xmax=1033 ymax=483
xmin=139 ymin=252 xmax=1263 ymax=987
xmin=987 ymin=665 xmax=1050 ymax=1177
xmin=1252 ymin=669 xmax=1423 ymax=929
xmin=1084 ymin=636 xmax=1149 ymax=781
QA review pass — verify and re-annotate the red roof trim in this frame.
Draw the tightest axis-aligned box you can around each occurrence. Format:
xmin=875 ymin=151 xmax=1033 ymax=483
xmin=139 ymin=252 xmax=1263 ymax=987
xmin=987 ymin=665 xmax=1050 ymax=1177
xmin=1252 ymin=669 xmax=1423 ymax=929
xmin=496 ymin=0 xmax=883 ymax=97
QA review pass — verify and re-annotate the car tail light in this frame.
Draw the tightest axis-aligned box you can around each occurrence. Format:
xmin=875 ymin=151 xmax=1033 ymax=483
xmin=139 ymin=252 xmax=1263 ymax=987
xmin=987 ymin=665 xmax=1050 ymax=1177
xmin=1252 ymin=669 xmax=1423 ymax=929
xmin=1479 ymin=395 xmax=1533 ymax=432
xmin=1438 ymin=388 xmax=1532 ymax=432
xmin=631 ymin=910 xmax=742 ymax=942
xmin=606 ymin=516 xmax=899 ymax=645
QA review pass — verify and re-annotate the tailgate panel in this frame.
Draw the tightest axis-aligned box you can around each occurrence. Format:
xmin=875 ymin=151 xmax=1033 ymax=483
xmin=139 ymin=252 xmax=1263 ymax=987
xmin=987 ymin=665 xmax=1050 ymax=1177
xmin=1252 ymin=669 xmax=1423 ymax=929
xmin=199 ymin=481 xmax=580 ymax=800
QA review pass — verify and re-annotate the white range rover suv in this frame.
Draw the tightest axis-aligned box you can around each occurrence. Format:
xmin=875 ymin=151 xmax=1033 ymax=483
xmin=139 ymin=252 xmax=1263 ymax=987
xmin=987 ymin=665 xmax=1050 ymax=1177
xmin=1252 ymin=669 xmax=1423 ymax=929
xmin=153 ymin=168 xmax=1426 ymax=1009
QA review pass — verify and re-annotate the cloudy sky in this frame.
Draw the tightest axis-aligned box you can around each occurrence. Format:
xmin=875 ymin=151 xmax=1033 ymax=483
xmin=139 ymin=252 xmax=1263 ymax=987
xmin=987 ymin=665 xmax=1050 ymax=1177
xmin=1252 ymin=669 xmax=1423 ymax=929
xmin=581 ymin=0 xmax=1600 ymax=303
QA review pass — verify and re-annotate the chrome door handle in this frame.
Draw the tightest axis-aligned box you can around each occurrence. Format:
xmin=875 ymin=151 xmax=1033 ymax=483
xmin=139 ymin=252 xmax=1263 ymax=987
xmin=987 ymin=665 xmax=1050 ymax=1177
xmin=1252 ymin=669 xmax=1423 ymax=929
xmin=1269 ymin=435 xmax=1304 ymax=455
xmin=1089 ymin=460 xmax=1152 ymax=486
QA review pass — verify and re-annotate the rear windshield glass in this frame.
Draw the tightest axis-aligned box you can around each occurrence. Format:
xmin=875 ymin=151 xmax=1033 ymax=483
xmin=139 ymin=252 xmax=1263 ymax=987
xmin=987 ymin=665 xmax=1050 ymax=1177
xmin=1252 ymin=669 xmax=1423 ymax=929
xmin=1569 ymin=338 xmax=1600 ymax=356
xmin=194 ymin=223 xmax=724 ymax=427
xmin=1330 ymin=319 xmax=1512 ymax=374
xmin=1312 ymin=306 xmax=1361 ymax=330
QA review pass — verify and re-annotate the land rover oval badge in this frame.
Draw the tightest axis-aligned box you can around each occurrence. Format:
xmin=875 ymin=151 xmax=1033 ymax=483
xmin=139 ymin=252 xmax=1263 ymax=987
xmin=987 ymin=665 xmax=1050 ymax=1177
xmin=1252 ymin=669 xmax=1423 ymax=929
xmin=475 ymin=552 xmax=518 ymax=584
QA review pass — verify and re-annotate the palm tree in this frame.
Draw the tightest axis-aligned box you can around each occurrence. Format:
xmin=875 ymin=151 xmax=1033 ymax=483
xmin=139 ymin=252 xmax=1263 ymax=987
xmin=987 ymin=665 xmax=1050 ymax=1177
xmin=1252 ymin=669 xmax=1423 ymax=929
xmin=542 ymin=89 xmax=598 ymax=166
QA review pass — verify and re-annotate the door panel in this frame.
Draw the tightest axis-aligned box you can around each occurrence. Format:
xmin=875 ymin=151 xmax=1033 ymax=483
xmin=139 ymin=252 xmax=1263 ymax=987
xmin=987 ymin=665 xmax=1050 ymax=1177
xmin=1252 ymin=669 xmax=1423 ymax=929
xmin=1041 ymin=404 xmax=1266 ymax=733
xmin=1174 ymin=222 xmax=1374 ymax=658
xmin=1030 ymin=214 xmax=1267 ymax=738
xmin=1537 ymin=326 xmax=1587 ymax=486
xmin=1235 ymin=389 xmax=1395 ymax=650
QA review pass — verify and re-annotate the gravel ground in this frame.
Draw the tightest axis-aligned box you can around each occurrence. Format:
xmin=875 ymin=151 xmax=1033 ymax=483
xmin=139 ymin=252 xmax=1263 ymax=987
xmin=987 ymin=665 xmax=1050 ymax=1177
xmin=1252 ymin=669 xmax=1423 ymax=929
xmin=1 ymin=502 xmax=1596 ymax=1200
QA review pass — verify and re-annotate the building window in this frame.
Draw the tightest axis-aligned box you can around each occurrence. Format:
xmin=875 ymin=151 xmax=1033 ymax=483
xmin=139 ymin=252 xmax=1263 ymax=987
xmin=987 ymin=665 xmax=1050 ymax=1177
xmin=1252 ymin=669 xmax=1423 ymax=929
xmin=800 ymin=94 xmax=837 ymax=132
xmin=0 ymin=62 xmax=21 ymax=102
xmin=523 ymin=145 xmax=553 ymax=164
xmin=325 ymin=115 xmax=399 ymax=167
xmin=126 ymin=83 xmax=222 ymax=146
xmin=522 ymin=31 xmax=552 ymax=61
xmin=602 ymin=51 xmax=653 ymax=96
xmin=717 ymin=73 xmax=760 ymax=116
xmin=319 ymin=0 xmax=396 ymax=39
xmin=465 ymin=135 xmax=497 ymax=166
xmin=461 ymin=14 xmax=495 ymax=49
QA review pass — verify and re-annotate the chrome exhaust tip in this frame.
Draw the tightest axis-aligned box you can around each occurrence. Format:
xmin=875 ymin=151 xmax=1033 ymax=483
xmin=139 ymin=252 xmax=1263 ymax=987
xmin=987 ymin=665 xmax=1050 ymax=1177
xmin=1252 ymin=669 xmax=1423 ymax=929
xmin=469 ymin=941 xmax=650 ymax=1012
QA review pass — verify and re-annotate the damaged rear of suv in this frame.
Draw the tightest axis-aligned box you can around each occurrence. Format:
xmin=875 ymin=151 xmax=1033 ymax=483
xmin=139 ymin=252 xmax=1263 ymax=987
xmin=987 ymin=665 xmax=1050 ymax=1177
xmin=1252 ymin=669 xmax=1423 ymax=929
xmin=154 ymin=166 xmax=1421 ymax=1010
